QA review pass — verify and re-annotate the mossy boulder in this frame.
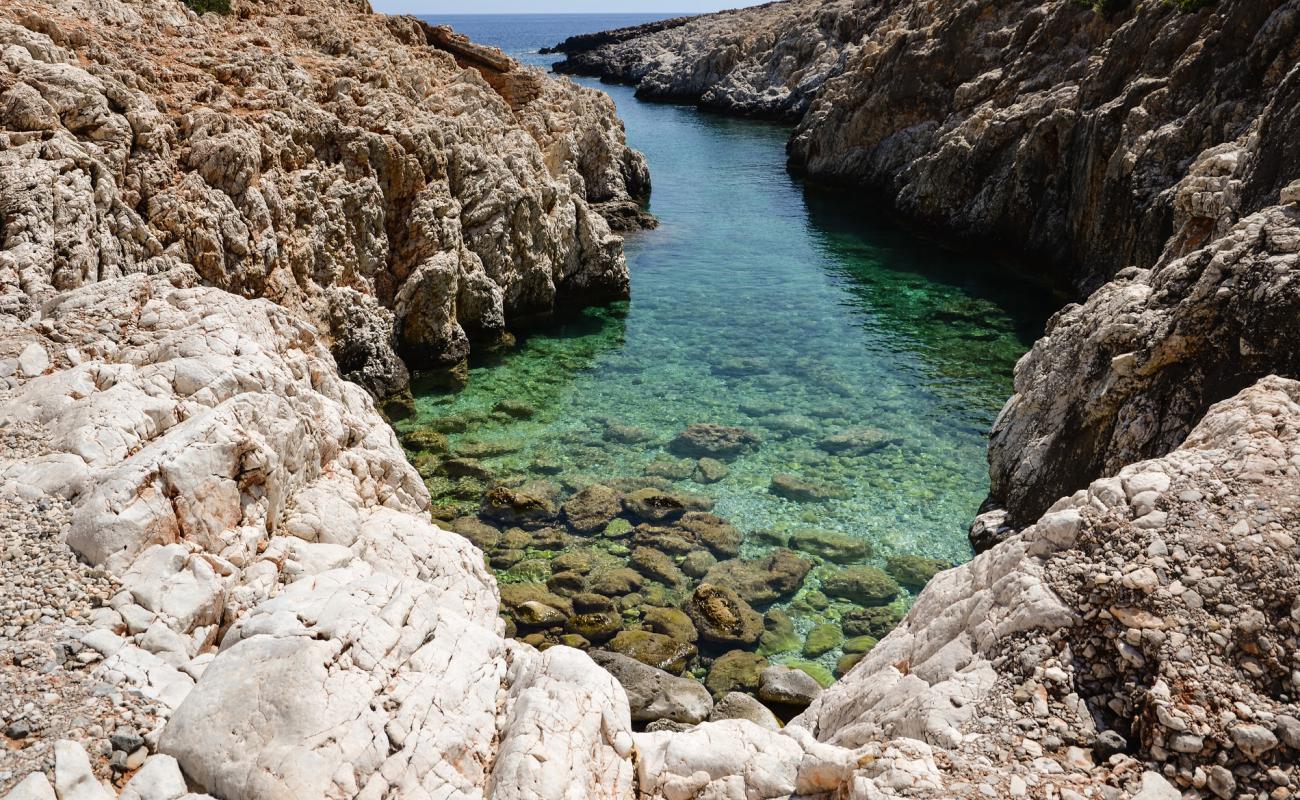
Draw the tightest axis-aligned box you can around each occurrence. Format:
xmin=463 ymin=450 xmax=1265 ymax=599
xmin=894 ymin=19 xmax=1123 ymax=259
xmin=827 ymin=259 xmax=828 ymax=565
xmin=702 ymin=548 xmax=811 ymax=606
xmin=514 ymin=601 xmax=566 ymax=628
xmin=608 ymin=630 xmax=698 ymax=675
xmin=835 ymin=652 xmax=864 ymax=677
xmin=566 ymin=610 xmax=623 ymax=641
xmin=642 ymin=607 xmax=698 ymax=642
xmin=783 ymin=659 xmax=834 ymax=688
xmin=885 ymin=554 xmax=950 ymax=592
xmin=644 ymin=458 xmax=693 ymax=480
xmin=680 ymin=549 xmax=717 ymax=578
xmin=802 ymin=623 xmax=843 ymax=658
xmin=562 ymin=484 xmax=622 ymax=533
xmin=757 ymin=609 xmax=800 ymax=657
xmin=704 ymin=650 xmax=768 ymax=698
xmin=602 ymin=518 xmax=634 ymax=539
xmin=587 ymin=567 xmax=644 ymax=596
xmin=822 ymin=565 xmax=900 ymax=606
xmin=684 ymin=583 xmax=763 ymax=645
xmin=447 ymin=516 xmax=500 ymax=551
xmin=841 ymin=606 xmax=904 ymax=638
xmin=499 ymin=583 xmax=572 ymax=617
xmin=499 ymin=558 xmax=551 ymax=584
xmin=399 ymin=427 xmax=449 ymax=453
xmin=842 ymin=635 xmax=878 ymax=654
xmin=789 ymin=528 xmax=871 ymax=563
xmin=481 ymin=485 xmax=557 ymax=526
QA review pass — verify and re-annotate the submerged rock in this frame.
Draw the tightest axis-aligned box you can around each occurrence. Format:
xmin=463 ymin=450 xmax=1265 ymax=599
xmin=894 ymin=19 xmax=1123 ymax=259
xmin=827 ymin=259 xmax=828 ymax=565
xmin=769 ymin=474 xmax=843 ymax=503
xmin=562 ymin=484 xmax=623 ymax=533
xmin=606 ymin=630 xmax=697 ymax=675
xmin=684 ymin=583 xmax=763 ymax=645
xmin=802 ymin=623 xmax=843 ymax=658
xmin=704 ymin=650 xmax=768 ymax=698
xmin=817 ymin=427 xmax=900 ymax=456
xmin=758 ymin=665 xmax=823 ymax=708
xmin=702 ymin=549 xmax=811 ymax=606
xmin=821 ymin=566 xmax=901 ymax=606
xmin=641 ymin=607 xmax=699 ymax=643
xmin=886 ymin=554 xmax=950 ymax=592
xmin=669 ymin=423 xmax=761 ymax=460
xmin=789 ymin=528 xmax=871 ymax=563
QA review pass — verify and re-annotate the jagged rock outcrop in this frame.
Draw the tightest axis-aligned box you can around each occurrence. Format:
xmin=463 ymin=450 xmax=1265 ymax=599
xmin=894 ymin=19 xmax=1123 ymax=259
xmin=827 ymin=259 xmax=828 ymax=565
xmin=0 ymin=0 xmax=649 ymax=400
xmin=989 ymin=189 xmax=1300 ymax=525
xmin=552 ymin=0 xmax=867 ymax=120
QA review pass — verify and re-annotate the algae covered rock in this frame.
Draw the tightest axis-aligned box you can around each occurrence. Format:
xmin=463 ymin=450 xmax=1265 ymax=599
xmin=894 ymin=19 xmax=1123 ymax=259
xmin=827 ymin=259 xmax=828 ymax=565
xmin=789 ymin=528 xmax=871 ymax=562
xmin=642 ymin=607 xmax=699 ymax=642
xmin=630 ymin=546 xmax=686 ymax=587
xmin=802 ymin=623 xmax=843 ymax=658
xmin=702 ymin=549 xmax=811 ymax=606
xmin=704 ymin=650 xmax=768 ymax=697
xmin=607 ymin=630 xmax=698 ymax=674
xmin=841 ymin=605 xmax=903 ymax=638
xmin=448 ymin=516 xmax=501 ymax=551
xmin=692 ymin=457 xmax=729 ymax=484
xmin=684 ymin=583 xmax=763 ymax=645
xmin=398 ymin=427 xmax=449 ymax=453
xmin=886 ymin=554 xmax=950 ymax=591
xmin=669 ymin=423 xmax=761 ymax=459
xmin=757 ymin=609 xmax=800 ymax=657
xmin=769 ymin=474 xmax=843 ymax=502
xmin=562 ymin=484 xmax=623 ymax=533
xmin=821 ymin=565 xmax=900 ymax=606
xmin=622 ymin=488 xmax=690 ymax=523
xmin=481 ymin=485 xmax=557 ymax=526
xmin=676 ymin=512 xmax=742 ymax=558
xmin=566 ymin=610 xmax=623 ymax=641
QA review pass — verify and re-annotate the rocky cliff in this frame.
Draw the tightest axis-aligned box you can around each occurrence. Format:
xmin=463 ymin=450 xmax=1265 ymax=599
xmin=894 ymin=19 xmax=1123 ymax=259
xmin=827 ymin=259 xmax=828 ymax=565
xmin=0 ymin=0 xmax=650 ymax=402
xmin=5 ymin=1 xmax=1300 ymax=799
xmin=554 ymin=0 xmax=1300 ymax=527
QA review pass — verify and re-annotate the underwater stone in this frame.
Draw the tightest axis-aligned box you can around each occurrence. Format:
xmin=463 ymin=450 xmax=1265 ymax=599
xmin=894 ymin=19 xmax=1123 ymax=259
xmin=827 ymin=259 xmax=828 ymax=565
xmin=591 ymin=651 xmax=712 ymax=725
xmin=842 ymin=635 xmax=878 ymax=654
xmin=398 ymin=427 xmax=449 ymax=452
xmin=448 ymin=516 xmax=502 ymax=551
xmin=680 ymin=549 xmax=716 ymax=578
xmin=499 ymin=583 xmax=573 ymax=617
xmin=622 ymin=488 xmax=690 ymax=522
xmin=481 ymin=485 xmax=558 ymax=526
xmin=566 ymin=610 xmax=623 ymax=641
xmin=817 ymin=427 xmax=901 ymax=455
xmin=630 ymin=546 xmax=686 ymax=587
xmin=822 ymin=565 xmax=900 ymax=606
xmin=789 ymin=528 xmax=871 ymax=563
xmin=841 ymin=605 xmax=904 ymax=638
xmin=492 ymin=399 xmax=536 ymax=419
xmin=802 ymin=623 xmax=843 ymax=658
xmin=692 ymin=457 xmax=729 ymax=484
xmin=587 ymin=567 xmax=644 ymax=596
xmin=704 ymin=650 xmax=768 ymax=698
xmin=769 ymin=474 xmax=843 ymax=502
xmin=685 ymin=583 xmax=763 ymax=645
xmin=702 ymin=549 xmax=811 ymax=606
xmin=562 ymin=484 xmax=623 ymax=533
xmin=757 ymin=609 xmax=800 ymax=657
xmin=676 ymin=512 xmax=742 ymax=559
xmin=642 ymin=607 xmax=699 ymax=642
xmin=669 ymin=423 xmax=761 ymax=460
xmin=607 ymin=630 xmax=698 ymax=674
xmin=886 ymin=554 xmax=950 ymax=592
xmin=644 ymin=458 xmax=693 ymax=480
xmin=835 ymin=652 xmax=864 ymax=677
xmin=514 ymin=601 xmax=567 ymax=628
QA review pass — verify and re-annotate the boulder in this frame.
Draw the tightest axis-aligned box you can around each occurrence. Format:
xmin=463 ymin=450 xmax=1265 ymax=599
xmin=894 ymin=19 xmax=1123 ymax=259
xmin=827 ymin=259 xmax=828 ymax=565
xmin=684 ymin=583 xmax=763 ymax=645
xmin=769 ymin=474 xmax=842 ymax=502
xmin=606 ymin=630 xmax=697 ymax=675
xmin=562 ymin=484 xmax=623 ymax=533
xmin=591 ymin=651 xmax=712 ymax=724
xmin=821 ymin=565 xmax=900 ymax=606
xmin=758 ymin=665 xmax=823 ymax=708
xmin=885 ymin=554 xmax=949 ymax=592
xmin=816 ymin=428 xmax=899 ymax=455
xmin=641 ymin=606 xmax=698 ymax=642
xmin=704 ymin=650 xmax=768 ymax=698
xmin=669 ymin=423 xmax=761 ymax=459
xmin=789 ymin=528 xmax=871 ymax=563
xmin=676 ymin=512 xmax=742 ymax=558
xmin=708 ymin=692 xmax=781 ymax=730
xmin=702 ymin=549 xmax=811 ymax=605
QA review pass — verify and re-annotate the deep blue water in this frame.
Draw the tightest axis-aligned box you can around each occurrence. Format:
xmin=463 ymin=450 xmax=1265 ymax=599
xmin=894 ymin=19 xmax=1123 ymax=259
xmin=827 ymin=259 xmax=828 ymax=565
xmin=402 ymin=15 xmax=1057 ymax=668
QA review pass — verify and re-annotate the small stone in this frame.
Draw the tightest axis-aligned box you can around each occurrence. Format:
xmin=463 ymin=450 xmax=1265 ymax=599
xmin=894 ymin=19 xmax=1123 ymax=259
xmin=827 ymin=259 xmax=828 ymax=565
xmin=1230 ymin=722 xmax=1278 ymax=759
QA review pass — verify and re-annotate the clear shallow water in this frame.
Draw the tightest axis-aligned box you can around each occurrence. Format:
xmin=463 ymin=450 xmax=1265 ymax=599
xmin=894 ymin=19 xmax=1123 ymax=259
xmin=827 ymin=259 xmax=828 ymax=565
xmin=405 ymin=16 xmax=1057 ymax=667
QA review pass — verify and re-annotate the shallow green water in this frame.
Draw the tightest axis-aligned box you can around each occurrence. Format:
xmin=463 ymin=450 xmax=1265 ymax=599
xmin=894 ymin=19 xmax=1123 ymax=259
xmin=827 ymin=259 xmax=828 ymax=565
xmin=398 ymin=17 xmax=1056 ymax=675
xmin=404 ymin=92 xmax=1052 ymax=564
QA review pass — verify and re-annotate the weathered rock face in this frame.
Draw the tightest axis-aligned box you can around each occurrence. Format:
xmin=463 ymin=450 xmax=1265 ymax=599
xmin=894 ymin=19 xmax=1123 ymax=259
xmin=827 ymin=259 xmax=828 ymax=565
xmin=990 ymin=195 xmax=1300 ymax=525
xmin=0 ymin=0 xmax=649 ymax=399
xmin=552 ymin=0 xmax=869 ymax=120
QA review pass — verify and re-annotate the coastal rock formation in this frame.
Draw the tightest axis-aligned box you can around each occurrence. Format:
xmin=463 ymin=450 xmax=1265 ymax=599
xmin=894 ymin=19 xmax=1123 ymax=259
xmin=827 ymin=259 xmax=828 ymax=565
xmin=0 ymin=0 xmax=649 ymax=400
xmin=990 ymin=193 xmax=1300 ymax=524
xmin=558 ymin=0 xmax=1300 ymax=529
xmin=552 ymin=1 xmax=867 ymax=120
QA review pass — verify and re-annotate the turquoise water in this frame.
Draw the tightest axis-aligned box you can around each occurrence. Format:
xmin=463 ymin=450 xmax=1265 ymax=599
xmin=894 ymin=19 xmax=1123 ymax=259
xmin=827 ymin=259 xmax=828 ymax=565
xmin=404 ymin=16 xmax=1056 ymax=670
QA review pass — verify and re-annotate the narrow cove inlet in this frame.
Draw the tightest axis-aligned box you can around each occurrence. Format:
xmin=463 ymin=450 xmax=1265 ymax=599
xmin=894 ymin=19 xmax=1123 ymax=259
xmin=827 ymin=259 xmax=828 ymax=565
xmin=396 ymin=16 xmax=1058 ymax=692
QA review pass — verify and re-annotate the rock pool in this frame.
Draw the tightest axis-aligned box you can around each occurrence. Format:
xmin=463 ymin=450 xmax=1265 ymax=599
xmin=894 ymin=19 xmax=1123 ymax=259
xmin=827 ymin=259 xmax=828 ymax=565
xmin=401 ymin=15 xmax=1058 ymax=692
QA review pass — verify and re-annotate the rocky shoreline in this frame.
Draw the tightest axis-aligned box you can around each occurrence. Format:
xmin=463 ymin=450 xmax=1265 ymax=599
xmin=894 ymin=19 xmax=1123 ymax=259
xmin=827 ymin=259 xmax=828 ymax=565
xmin=3 ymin=0 xmax=1300 ymax=799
